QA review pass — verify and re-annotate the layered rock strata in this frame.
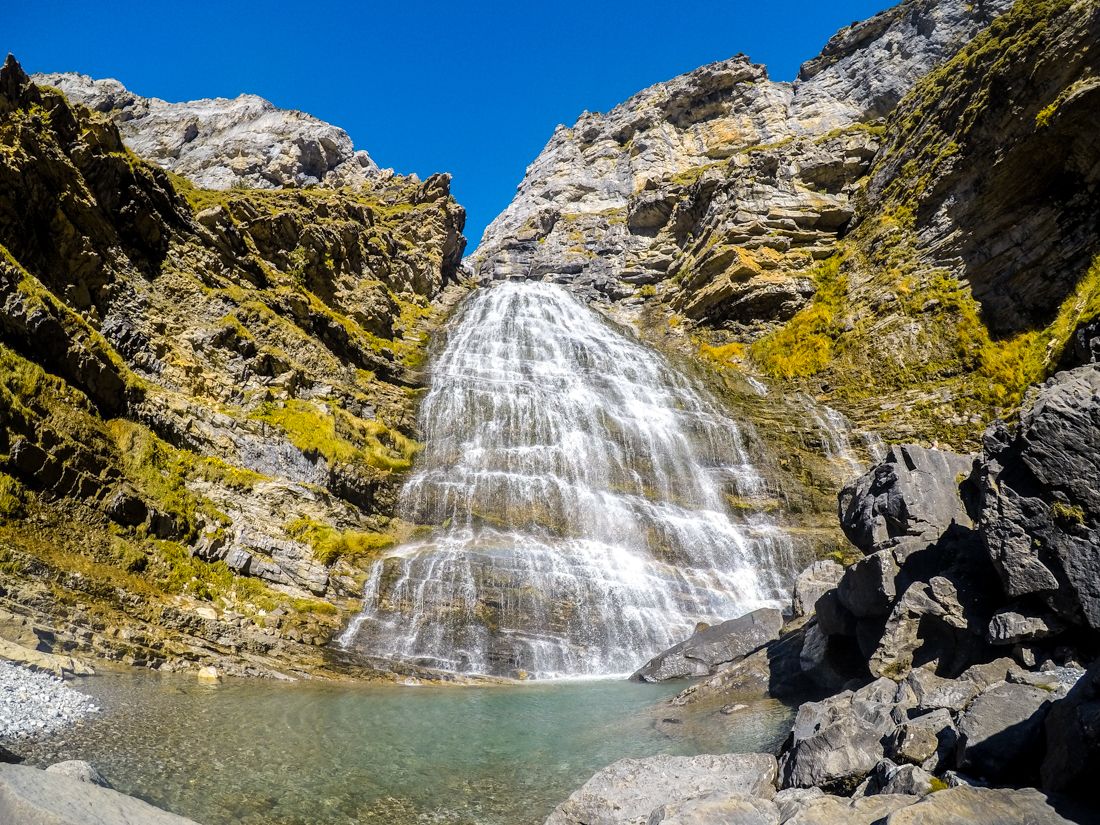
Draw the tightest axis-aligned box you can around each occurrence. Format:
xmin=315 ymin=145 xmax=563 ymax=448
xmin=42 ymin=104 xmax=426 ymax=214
xmin=0 ymin=55 xmax=466 ymax=677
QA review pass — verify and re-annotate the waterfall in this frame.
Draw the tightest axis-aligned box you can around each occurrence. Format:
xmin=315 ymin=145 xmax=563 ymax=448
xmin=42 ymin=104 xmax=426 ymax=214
xmin=340 ymin=281 xmax=797 ymax=678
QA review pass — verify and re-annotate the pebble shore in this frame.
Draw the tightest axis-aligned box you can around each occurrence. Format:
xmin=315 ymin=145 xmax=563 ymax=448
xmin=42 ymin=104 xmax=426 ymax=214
xmin=0 ymin=660 xmax=99 ymax=739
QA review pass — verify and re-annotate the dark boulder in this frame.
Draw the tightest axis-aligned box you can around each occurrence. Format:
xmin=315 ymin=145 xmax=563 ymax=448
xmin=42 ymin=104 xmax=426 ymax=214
xmin=980 ymin=366 xmax=1100 ymax=632
xmin=1041 ymin=658 xmax=1100 ymax=798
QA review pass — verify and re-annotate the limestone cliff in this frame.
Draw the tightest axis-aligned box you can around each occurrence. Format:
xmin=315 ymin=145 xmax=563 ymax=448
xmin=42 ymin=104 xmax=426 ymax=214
xmin=473 ymin=0 xmax=1100 ymax=455
xmin=471 ymin=0 xmax=1011 ymax=314
xmin=0 ymin=55 xmax=466 ymax=677
xmin=33 ymin=71 xmax=380 ymax=190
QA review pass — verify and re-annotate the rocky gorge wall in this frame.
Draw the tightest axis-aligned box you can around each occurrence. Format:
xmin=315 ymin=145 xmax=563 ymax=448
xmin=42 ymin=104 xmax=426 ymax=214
xmin=0 ymin=55 xmax=466 ymax=677
xmin=472 ymin=0 xmax=1100 ymax=452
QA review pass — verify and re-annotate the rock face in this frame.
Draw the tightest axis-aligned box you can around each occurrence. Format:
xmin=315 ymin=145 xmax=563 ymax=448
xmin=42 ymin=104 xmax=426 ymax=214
xmin=34 ymin=71 xmax=379 ymax=190
xmin=470 ymin=0 xmax=1010 ymax=321
xmin=0 ymin=763 xmax=201 ymax=824
xmin=0 ymin=55 xmax=466 ymax=677
xmin=631 ymin=608 xmax=783 ymax=682
xmin=981 ymin=366 xmax=1100 ymax=631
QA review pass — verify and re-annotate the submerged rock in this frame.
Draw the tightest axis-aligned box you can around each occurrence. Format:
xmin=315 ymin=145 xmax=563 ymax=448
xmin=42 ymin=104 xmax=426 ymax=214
xmin=44 ymin=761 xmax=110 ymax=789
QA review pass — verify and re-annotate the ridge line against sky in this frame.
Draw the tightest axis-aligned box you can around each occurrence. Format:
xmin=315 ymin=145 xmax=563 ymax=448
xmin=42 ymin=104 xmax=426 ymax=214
xmin=6 ymin=1 xmax=895 ymax=246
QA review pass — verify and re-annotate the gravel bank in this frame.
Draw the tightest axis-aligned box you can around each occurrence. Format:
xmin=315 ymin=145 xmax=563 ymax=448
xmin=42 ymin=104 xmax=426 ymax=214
xmin=0 ymin=660 xmax=99 ymax=739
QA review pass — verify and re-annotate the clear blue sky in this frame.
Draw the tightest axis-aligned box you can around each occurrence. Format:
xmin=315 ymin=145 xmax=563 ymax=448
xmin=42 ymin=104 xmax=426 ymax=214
xmin=6 ymin=1 xmax=894 ymax=249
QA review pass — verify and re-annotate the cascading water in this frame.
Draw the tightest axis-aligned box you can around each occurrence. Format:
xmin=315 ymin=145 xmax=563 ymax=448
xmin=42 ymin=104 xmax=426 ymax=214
xmin=340 ymin=280 xmax=797 ymax=678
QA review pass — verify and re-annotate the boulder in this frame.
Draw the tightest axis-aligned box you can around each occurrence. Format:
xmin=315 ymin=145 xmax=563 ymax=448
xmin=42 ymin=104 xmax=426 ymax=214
xmin=980 ymin=366 xmax=1100 ymax=631
xmin=647 ymin=792 xmax=779 ymax=825
xmin=782 ymin=793 xmax=919 ymax=825
xmin=904 ymin=667 xmax=979 ymax=714
xmin=632 ymin=609 xmax=783 ymax=682
xmin=544 ymin=753 xmax=778 ymax=825
xmin=837 ymin=550 xmax=898 ymax=619
xmin=886 ymin=708 xmax=956 ymax=771
xmin=779 ymin=679 xmax=896 ymax=792
xmin=987 ymin=608 xmax=1064 ymax=645
xmin=1041 ymin=658 xmax=1100 ymax=798
xmin=792 ymin=561 xmax=844 ymax=619
xmin=44 ymin=761 xmax=110 ymax=788
xmin=799 ymin=624 xmax=862 ymax=691
xmin=838 ymin=445 xmax=976 ymax=556
xmin=955 ymin=682 xmax=1052 ymax=783
xmin=873 ymin=762 xmax=935 ymax=796
xmin=880 ymin=785 xmax=1077 ymax=824
xmin=0 ymin=763 xmax=201 ymax=824
xmin=671 ymin=627 xmax=810 ymax=705
xmin=815 ymin=590 xmax=857 ymax=637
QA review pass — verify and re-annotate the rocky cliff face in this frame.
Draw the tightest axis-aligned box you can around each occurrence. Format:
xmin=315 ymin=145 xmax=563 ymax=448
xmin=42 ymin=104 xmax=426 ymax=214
xmin=0 ymin=55 xmax=466 ymax=677
xmin=473 ymin=0 xmax=1100 ymax=455
xmin=471 ymin=0 xmax=1011 ymax=318
xmin=33 ymin=71 xmax=380 ymax=190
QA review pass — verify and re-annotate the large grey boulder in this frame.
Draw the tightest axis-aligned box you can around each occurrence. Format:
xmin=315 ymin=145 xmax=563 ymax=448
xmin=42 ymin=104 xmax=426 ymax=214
xmin=955 ymin=682 xmax=1052 ymax=783
xmin=0 ymin=763 xmax=201 ymax=824
xmin=1041 ymin=657 xmax=1100 ymax=799
xmin=632 ymin=609 xmax=783 ymax=682
xmin=980 ymin=366 xmax=1100 ymax=632
xmin=838 ymin=444 xmax=976 ymax=557
xmin=544 ymin=753 xmax=777 ymax=825
xmin=904 ymin=666 xmax=979 ymax=714
xmin=779 ymin=678 xmax=896 ymax=792
xmin=880 ymin=785 xmax=1077 ymax=824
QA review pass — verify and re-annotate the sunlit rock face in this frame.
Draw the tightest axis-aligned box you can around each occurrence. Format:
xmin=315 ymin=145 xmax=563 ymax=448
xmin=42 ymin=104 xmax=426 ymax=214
xmin=33 ymin=71 xmax=379 ymax=190
xmin=469 ymin=0 xmax=1012 ymax=326
xmin=341 ymin=281 xmax=797 ymax=677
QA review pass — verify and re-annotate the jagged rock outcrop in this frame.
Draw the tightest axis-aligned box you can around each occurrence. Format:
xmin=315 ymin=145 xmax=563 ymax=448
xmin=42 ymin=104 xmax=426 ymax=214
xmin=471 ymin=0 xmax=1011 ymax=327
xmin=0 ymin=55 xmax=466 ymax=677
xmin=34 ymin=71 xmax=380 ymax=190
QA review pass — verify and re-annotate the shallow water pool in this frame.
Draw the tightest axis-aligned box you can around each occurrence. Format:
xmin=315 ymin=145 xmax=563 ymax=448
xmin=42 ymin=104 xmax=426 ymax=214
xmin=24 ymin=672 xmax=792 ymax=825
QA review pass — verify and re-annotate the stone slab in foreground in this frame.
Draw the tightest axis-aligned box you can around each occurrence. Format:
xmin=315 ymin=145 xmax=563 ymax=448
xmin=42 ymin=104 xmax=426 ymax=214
xmin=0 ymin=763 xmax=202 ymax=825
xmin=544 ymin=752 xmax=777 ymax=825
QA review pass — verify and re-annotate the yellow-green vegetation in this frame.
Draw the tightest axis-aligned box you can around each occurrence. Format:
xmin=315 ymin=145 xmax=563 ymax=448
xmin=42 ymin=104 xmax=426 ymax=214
xmin=254 ymin=399 xmax=419 ymax=472
xmin=106 ymin=420 xmax=232 ymax=540
xmin=0 ymin=473 xmax=24 ymax=519
xmin=1051 ymin=501 xmax=1086 ymax=526
xmin=751 ymin=256 xmax=847 ymax=379
xmin=928 ymin=777 xmax=950 ymax=793
xmin=697 ymin=340 xmax=746 ymax=368
xmin=285 ymin=515 xmax=396 ymax=566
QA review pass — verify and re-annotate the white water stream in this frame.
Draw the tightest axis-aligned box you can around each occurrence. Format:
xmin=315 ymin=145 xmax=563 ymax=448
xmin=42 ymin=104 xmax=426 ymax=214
xmin=340 ymin=281 xmax=797 ymax=677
